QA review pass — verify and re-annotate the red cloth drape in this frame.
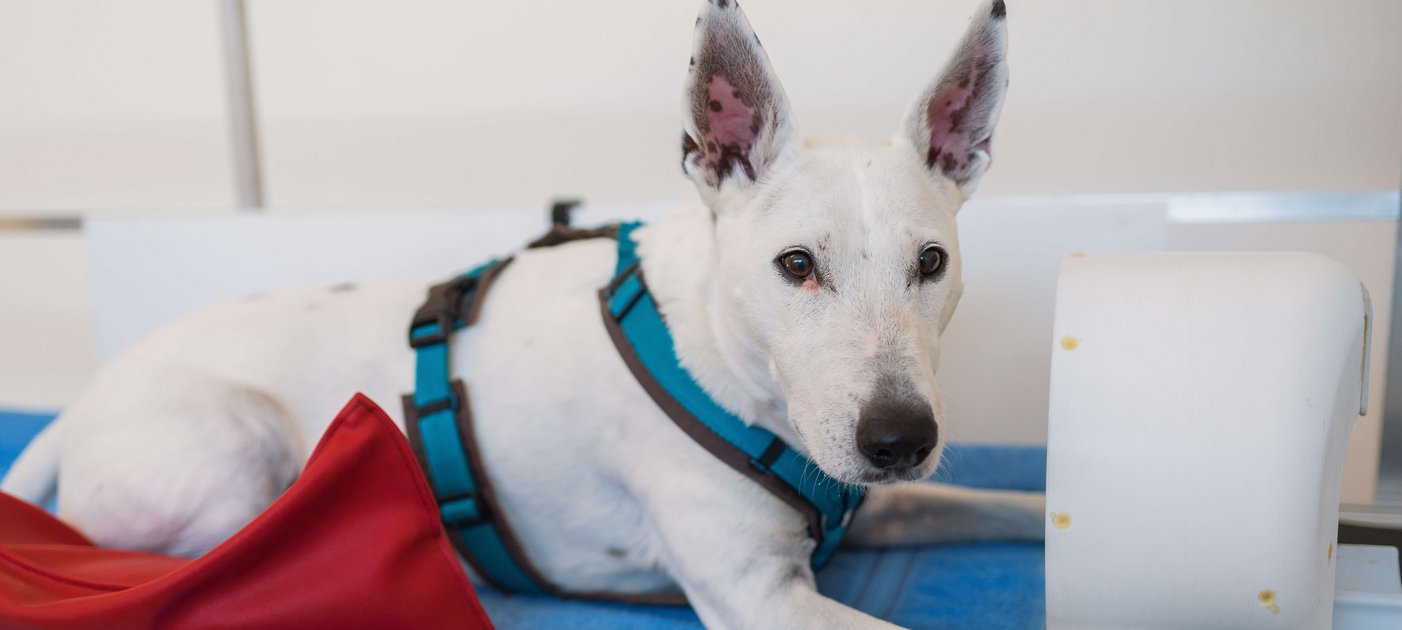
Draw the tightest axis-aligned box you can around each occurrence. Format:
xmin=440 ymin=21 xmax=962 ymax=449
xmin=0 ymin=394 xmax=494 ymax=629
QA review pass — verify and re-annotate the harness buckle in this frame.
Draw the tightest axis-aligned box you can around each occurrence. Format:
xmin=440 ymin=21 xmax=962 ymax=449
xmin=602 ymin=262 xmax=641 ymax=299
xmin=440 ymin=489 xmax=492 ymax=529
xmin=747 ymin=437 xmax=788 ymax=475
xmin=409 ymin=325 xmax=450 ymax=349
xmin=408 ymin=275 xmax=478 ymax=348
xmin=414 ymin=394 xmax=458 ymax=417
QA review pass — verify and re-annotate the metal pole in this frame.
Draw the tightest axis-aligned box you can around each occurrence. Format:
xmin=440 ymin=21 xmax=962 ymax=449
xmin=219 ymin=0 xmax=264 ymax=210
xmin=1377 ymin=178 xmax=1402 ymax=504
xmin=0 ymin=217 xmax=82 ymax=231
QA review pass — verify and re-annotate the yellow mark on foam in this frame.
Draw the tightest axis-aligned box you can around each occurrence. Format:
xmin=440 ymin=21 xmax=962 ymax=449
xmin=1069 ymin=252 xmax=1086 ymax=258
xmin=1050 ymin=513 xmax=1072 ymax=530
xmin=1258 ymin=590 xmax=1280 ymax=615
xmin=1060 ymin=336 xmax=1080 ymax=351
xmin=1328 ymin=543 xmax=1334 ymax=562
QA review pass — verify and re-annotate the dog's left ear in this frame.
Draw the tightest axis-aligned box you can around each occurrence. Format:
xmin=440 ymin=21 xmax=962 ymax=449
xmin=680 ymin=0 xmax=796 ymax=202
xmin=902 ymin=0 xmax=1009 ymax=198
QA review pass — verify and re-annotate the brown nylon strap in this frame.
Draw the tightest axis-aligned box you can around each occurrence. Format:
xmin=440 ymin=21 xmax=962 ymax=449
xmin=402 ymin=384 xmax=688 ymax=605
xmin=403 ymin=230 xmax=687 ymax=605
xmin=402 ymin=383 xmax=553 ymax=594
xmin=527 ymin=223 xmax=620 ymax=249
xmin=463 ymin=257 xmax=512 ymax=327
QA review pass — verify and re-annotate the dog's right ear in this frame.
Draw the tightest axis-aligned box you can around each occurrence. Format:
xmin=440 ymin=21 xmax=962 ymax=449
xmin=680 ymin=0 xmax=796 ymax=203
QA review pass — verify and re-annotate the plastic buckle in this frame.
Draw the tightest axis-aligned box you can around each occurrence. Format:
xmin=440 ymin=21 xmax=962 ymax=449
xmin=409 ymin=324 xmax=451 ymax=349
xmin=414 ymin=394 xmax=458 ymax=418
xmin=440 ymin=489 xmax=492 ymax=529
xmin=408 ymin=275 xmax=478 ymax=348
xmin=747 ymin=437 xmax=788 ymax=476
xmin=603 ymin=262 xmax=641 ymax=299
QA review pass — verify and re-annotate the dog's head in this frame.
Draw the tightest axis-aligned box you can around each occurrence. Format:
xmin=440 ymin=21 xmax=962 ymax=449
xmin=680 ymin=0 xmax=1008 ymax=484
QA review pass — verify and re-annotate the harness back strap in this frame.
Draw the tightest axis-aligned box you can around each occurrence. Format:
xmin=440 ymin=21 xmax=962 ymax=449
xmin=599 ymin=222 xmax=864 ymax=570
xmin=403 ymin=258 xmax=561 ymax=595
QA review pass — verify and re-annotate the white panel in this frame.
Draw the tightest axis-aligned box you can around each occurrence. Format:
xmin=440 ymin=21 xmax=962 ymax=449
xmin=85 ymin=202 xmax=676 ymax=362
xmin=1334 ymin=545 xmax=1402 ymax=627
xmin=0 ymin=233 xmax=96 ymax=409
xmin=70 ymin=194 xmax=1400 ymax=505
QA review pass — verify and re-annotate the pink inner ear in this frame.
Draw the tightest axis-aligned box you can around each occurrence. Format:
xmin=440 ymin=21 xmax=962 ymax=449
xmin=925 ymin=72 xmax=979 ymax=175
xmin=705 ymin=75 xmax=756 ymax=147
xmin=698 ymin=74 xmax=759 ymax=179
xmin=924 ymin=33 xmax=1002 ymax=182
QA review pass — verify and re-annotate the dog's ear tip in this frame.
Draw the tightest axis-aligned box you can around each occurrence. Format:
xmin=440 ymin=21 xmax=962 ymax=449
xmin=991 ymin=0 xmax=1007 ymax=19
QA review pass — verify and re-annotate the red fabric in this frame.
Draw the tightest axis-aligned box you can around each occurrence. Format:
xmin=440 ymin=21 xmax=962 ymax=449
xmin=0 ymin=394 xmax=494 ymax=630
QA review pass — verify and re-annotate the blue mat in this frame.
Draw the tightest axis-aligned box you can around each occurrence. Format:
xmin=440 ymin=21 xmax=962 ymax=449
xmin=0 ymin=408 xmax=55 ymax=477
xmin=0 ymin=409 xmax=1046 ymax=629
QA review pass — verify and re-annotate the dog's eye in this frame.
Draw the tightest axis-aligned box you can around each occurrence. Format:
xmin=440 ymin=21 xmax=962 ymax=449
xmin=918 ymin=246 xmax=946 ymax=278
xmin=778 ymin=250 xmax=815 ymax=280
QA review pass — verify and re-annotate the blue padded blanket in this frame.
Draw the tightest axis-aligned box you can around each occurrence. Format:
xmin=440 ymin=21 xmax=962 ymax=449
xmin=0 ymin=409 xmax=1046 ymax=629
xmin=0 ymin=408 xmax=54 ymax=477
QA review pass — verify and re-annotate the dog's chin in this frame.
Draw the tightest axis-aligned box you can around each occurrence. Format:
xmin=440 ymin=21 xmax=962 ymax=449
xmin=819 ymin=457 xmax=939 ymax=487
xmin=851 ymin=465 xmax=934 ymax=486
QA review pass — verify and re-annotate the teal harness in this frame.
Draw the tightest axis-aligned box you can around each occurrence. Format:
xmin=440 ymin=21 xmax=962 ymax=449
xmin=405 ymin=219 xmax=864 ymax=598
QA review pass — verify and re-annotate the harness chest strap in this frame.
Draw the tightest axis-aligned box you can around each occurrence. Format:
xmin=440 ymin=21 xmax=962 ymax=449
xmin=404 ymin=220 xmax=863 ymax=599
xmin=403 ymin=258 xmax=552 ymax=595
xmin=599 ymin=223 xmax=864 ymax=570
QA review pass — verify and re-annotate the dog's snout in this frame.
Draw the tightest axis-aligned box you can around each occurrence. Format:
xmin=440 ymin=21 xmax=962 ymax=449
xmin=856 ymin=400 xmax=937 ymax=470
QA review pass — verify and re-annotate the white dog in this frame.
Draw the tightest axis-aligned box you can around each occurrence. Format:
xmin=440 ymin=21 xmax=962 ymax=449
xmin=3 ymin=1 xmax=1043 ymax=627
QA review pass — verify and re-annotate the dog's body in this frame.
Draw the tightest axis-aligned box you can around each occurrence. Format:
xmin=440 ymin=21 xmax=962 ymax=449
xmin=4 ymin=1 xmax=1044 ymax=627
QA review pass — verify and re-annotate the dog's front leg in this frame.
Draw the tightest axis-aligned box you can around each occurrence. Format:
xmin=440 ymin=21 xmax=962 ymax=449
xmin=646 ymin=500 xmax=900 ymax=629
xmin=844 ymin=483 xmax=1046 ymax=547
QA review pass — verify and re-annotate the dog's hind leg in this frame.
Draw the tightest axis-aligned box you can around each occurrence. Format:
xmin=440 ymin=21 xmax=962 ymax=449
xmin=844 ymin=483 xmax=1046 ymax=547
xmin=57 ymin=373 xmax=302 ymax=557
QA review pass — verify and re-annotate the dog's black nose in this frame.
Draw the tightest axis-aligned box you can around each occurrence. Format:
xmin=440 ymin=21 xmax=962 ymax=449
xmin=856 ymin=400 xmax=938 ymax=470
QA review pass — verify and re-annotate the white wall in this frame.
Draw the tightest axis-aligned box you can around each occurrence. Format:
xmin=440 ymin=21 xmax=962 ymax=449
xmin=246 ymin=0 xmax=1402 ymax=207
xmin=2 ymin=0 xmax=1398 ymax=214
xmin=0 ymin=1 xmax=233 ymax=212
